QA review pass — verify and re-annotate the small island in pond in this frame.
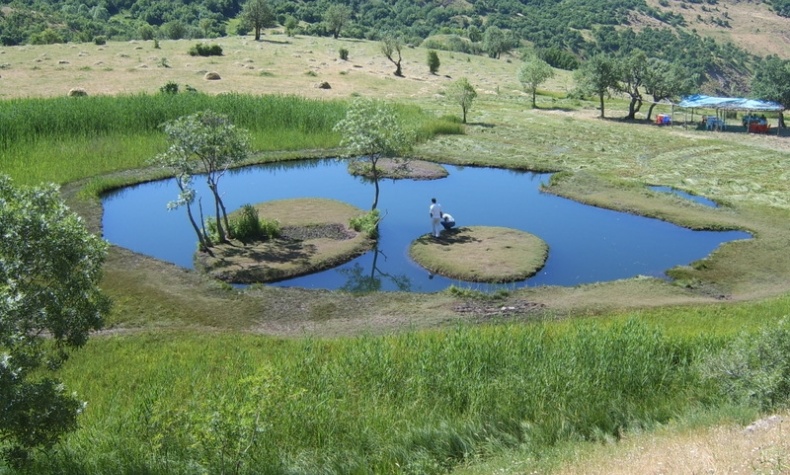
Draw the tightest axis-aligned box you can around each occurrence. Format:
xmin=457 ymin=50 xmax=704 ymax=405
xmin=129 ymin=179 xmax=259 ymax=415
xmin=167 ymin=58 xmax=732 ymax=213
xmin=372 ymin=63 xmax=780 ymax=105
xmin=348 ymin=158 xmax=449 ymax=180
xmin=195 ymin=198 xmax=375 ymax=284
xmin=409 ymin=226 xmax=549 ymax=283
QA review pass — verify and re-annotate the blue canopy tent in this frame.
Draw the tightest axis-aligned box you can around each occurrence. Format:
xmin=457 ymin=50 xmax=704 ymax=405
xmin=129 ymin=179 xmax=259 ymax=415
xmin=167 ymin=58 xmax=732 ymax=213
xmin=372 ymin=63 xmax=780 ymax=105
xmin=677 ymin=94 xmax=784 ymax=133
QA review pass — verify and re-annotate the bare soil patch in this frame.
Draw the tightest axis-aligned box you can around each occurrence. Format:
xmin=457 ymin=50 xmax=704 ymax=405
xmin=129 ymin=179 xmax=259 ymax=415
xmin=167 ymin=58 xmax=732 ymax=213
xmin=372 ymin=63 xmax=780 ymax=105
xmin=410 ymin=226 xmax=549 ymax=282
xmin=195 ymin=198 xmax=373 ymax=283
xmin=348 ymin=158 xmax=449 ymax=180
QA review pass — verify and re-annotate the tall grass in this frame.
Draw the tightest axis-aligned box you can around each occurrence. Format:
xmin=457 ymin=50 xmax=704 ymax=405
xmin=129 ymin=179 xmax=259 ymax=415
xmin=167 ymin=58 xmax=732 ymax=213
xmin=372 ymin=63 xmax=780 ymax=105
xmin=39 ymin=319 xmax=708 ymax=475
xmin=0 ymin=94 xmax=345 ymax=186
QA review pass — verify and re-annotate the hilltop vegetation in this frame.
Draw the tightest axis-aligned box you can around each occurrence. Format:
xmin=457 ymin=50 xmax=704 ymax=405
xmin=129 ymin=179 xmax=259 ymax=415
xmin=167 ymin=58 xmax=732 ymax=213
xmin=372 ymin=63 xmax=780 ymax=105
xmin=1 ymin=0 xmax=788 ymax=92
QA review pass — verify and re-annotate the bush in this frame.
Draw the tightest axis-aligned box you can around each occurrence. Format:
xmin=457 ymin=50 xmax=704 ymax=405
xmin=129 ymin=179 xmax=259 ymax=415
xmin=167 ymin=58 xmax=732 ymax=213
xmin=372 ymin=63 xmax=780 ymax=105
xmin=427 ymin=50 xmax=440 ymax=74
xmin=93 ymin=36 xmax=106 ymax=45
xmin=349 ymin=209 xmax=380 ymax=238
xmin=698 ymin=318 xmax=790 ymax=411
xmin=159 ymin=81 xmax=179 ymax=94
xmin=188 ymin=43 xmax=223 ymax=57
xmin=338 ymin=48 xmax=349 ymax=61
xmin=228 ymin=204 xmax=280 ymax=243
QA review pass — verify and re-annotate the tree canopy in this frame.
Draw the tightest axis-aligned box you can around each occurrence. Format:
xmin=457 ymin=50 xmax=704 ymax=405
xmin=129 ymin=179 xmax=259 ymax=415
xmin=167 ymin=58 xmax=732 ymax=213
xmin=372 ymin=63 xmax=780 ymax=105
xmin=0 ymin=175 xmax=109 ymax=467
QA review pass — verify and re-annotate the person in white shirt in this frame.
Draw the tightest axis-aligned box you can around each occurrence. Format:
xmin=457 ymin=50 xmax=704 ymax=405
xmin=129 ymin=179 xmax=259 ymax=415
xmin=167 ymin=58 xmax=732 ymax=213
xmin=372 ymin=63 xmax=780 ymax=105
xmin=429 ymin=198 xmax=443 ymax=237
xmin=441 ymin=213 xmax=455 ymax=230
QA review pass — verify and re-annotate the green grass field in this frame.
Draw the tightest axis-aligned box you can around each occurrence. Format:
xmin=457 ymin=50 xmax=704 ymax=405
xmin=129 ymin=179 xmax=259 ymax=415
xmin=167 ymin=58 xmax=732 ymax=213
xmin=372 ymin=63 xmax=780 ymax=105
xmin=2 ymin=35 xmax=790 ymax=474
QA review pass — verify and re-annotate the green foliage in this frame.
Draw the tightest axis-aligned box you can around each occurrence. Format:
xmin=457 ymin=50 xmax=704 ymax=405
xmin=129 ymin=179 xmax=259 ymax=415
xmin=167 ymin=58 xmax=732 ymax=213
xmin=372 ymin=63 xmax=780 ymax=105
xmin=159 ymin=81 xmax=179 ymax=94
xmin=446 ymin=77 xmax=477 ymax=123
xmin=188 ymin=43 xmax=223 ymax=57
xmin=0 ymin=93 xmax=347 ymax=185
xmin=338 ymin=47 xmax=349 ymax=60
xmin=427 ymin=50 xmax=440 ymax=74
xmin=227 ymin=204 xmax=281 ymax=243
xmin=0 ymin=176 xmax=109 ymax=468
xmin=349 ymin=209 xmax=381 ymax=238
xmin=751 ymin=55 xmax=790 ymax=109
xmin=241 ymin=0 xmax=276 ymax=41
xmin=42 ymin=319 xmax=701 ymax=473
xmin=698 ymin=318 xmax=790 ymax=411
xmin=335 ymin=98 xmax=415 ymax=159
xmin=93 ymin=35 xmax=107 ymax=45
xmin=518 ymin=56 xmax=555 ymax=107
xmin=324 ymin=4 xmax=352 ymax=39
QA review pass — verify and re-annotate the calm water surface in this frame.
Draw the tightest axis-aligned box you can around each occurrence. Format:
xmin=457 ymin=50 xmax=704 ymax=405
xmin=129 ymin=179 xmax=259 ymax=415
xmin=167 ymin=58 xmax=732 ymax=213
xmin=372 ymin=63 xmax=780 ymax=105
xmin=102 ymin=159 xmax=750 ymax=292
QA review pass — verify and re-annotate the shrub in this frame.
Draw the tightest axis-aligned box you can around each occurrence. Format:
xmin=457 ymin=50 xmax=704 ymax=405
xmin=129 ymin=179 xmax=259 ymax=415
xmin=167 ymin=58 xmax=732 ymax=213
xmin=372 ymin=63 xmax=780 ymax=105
xmin=339 ymin=48 xmax=349 ymax=60
xmin=93 ymin=36 xmax=106 ymax=45
xmin=698 ymin=318 xmax=790 ymax=411
xmin=228 ymin=204 xmax=280 ymax=243
xmin=188 ymin=43 xmax=223 ymax=57
xmin=427 ymin=50 xmax=440 ymax=74
xmin=349 ymin=209 xmax=380 ymax=238
xmin=159 ymin=81 xmax=179 ymax=94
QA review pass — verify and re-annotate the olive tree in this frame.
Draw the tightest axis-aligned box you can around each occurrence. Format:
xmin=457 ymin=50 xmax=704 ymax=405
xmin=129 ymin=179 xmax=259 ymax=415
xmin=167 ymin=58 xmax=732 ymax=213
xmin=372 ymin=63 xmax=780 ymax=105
xmin=324 ymin=4 xmax=352 ymax=39
xmin=240 ymin=0 xmax=276 ymax=41
xmin=615 ymin=50 xmax=649 ymax=120
xmin=153 ymin=110 xmax=251 ymax=248
xmin=573 ymin=54 xmax=618 ymax=118
xmin=518 ymin=56 xmax=555 ymax=108
xmin=752 ymin=55 xmax=790 ymax=128
xmin=0 ymin=175 xmax=110 ymax=468
xmin=334 ymin=98 xmax=414 ymax=210
xmin=446 ymin=77 xmax=477 ymax=124
xmin=381 ymin=33 xmax=404 ymax=77
xmin=642 ymin=58 xmax=695 ymax=121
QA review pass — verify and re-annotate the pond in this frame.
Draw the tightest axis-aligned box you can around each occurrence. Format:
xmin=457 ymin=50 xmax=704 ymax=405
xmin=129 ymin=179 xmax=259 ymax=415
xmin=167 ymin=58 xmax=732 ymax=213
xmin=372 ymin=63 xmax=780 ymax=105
xmin=102 ymin=159 xmax=750 ymax=292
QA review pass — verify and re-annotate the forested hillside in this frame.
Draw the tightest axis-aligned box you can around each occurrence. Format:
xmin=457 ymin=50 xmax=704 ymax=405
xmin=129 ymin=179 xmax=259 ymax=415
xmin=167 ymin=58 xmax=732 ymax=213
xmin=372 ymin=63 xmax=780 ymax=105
xmin=0 ymin=0 xmax=788 ymax=93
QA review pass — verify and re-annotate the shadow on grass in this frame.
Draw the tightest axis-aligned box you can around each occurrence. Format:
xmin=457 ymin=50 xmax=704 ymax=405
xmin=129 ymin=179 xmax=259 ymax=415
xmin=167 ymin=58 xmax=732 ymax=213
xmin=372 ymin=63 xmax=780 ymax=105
xmin=416 ymin=227 xmax=479 ymax=247
xmin=213 ymin=237 xmax=315 ymax=266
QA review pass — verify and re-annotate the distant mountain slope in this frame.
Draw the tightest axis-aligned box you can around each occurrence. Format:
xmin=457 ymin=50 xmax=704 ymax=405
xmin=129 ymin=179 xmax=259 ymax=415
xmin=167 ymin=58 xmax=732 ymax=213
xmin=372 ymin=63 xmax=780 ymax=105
xmin=0 ymin=0 xmax=787 ymax=92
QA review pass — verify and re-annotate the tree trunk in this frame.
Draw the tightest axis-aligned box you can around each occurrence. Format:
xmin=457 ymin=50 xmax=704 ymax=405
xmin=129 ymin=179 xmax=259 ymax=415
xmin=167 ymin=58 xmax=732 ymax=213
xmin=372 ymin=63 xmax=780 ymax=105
xmin=462 ymin=106 xmax=467 ymax=124
xmin=254 ymin=27 xmax=261 ymax=41
xmin=779 ymin=113 xmax=786 ymax=129
xmin=532 ymin=89 xmax=537 ymax=108
xmin=626 ymin=96 xmax=642 ymax=120
xmin=394 ymin=61 xmax=403 ymax=77
xmin=598 ymin=92 xmax=605 ymax=118
xmin=646 ymin=103 xmax=657 ymax=122
xmin=208 ymin=182 xmax=226 ymax=242
xmin=371 ymin=159 xmax=380 ymax=210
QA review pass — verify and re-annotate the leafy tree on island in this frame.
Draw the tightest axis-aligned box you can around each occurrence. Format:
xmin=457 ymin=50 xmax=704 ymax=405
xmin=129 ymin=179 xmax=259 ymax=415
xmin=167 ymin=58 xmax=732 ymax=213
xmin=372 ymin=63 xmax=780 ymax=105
xmin=751 ymin=55 xmax=790 ymax=128
xmin=518 ymin=55 xmax=555 ymax=108
xmin=153 ymin=110 xmax=251 ymax=248
xmin=0 ymin=176 xmax=110 ymax=468
xmin=240 ymin=0 xmax=276 ymax=41
xmin=427 ymin=50 xmax=440 ymax=75
xmin=381 ymin=33 xmax=405 ymax=77
xmin=573 ymin=54 xmax=618 ymax=118
xmin=447 ymin=77 xmax=477 ymax=124
xmin=642 ymin=58 xmax=696 ymax=121
xmin=324 ymin=4 xmax=352 ymax=39
xmin=334 ymin=98 xmax=415 ymax=210
xmin=615 ymin=49 xmax=649 ymax=120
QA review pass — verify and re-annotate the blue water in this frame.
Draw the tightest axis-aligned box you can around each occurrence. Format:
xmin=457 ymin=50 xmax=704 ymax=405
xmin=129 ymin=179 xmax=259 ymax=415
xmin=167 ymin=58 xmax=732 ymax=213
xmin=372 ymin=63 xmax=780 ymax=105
xmin=649 ymin=186 xmax=719 ymax=207
xmin=102 ymin=159 xmax=750 ymax=292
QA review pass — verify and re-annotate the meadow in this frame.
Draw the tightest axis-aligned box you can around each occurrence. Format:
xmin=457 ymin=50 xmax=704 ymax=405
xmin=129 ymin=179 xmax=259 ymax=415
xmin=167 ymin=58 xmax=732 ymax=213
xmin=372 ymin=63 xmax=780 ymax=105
xmin=1 ymin=34 xmax=790 ymax=473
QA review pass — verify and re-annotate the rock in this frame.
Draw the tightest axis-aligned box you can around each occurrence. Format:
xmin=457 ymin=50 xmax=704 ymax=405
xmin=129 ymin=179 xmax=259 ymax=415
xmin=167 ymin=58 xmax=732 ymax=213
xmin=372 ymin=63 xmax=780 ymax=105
xmin=315 ymin=81 xmax=331 ymax=89
xmin=68 ymin=87 xmax=88 ymax=97
xmin=204 ymin=71 xmax=221 ymax=80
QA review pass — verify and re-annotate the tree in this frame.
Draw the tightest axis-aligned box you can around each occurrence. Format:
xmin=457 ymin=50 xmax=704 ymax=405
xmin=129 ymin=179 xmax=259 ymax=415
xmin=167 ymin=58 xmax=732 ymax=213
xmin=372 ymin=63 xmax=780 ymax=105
xmin=0 ymin=175 xmax=109 ymax=468
xmin=483 ymin=26 xmax=511 ymax=59
xmin=334 ymin=98 xmax=414 ymax=210
xmin=573 ymin=54 xmax=618 ymax=118
xmin=642 ymin=58 xmax=695 ymax=121
xmin=381 ymin=33 xmax=404 ymax=77
xmin=240 ymin=0 xmax=276 ymax=41
xmin=446 ymin=77 xmax=477 ymax=124
xmin=518 ymin=56 xmax=555 ymax=108
xmin=284 ymin=15 xmax=298 ymax=37
xmin=153 ymin=110 xmax=251 ymax=247
xmin=751 ymin=55 xmax=790 ymax=128
xmin=467 ymin=25 xmax=482 ymax=43
xmin=427 ymin=50 xmax=440 ymax=75
xmin=615 ymin=50 xmax=649 ymax=120
xmin=323 ymin=4 xmax=352 ymax=40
